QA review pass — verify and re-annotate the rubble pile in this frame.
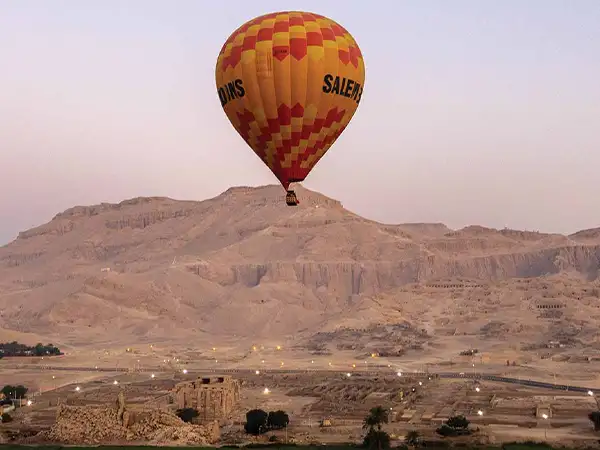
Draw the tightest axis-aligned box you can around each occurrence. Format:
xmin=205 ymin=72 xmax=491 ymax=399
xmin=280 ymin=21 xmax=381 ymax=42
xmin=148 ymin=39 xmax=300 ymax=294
xmin=43 ymin=392 xmax=219 ymax=445
xmin=45 ymin=404 xmax=126 ymax=443
xmin=128 ymin=409 xmax=219 ymax=444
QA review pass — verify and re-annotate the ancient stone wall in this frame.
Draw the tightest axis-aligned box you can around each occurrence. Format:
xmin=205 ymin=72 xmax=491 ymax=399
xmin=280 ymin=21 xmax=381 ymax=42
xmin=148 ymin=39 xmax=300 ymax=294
xmin=43 ymin=392 xmax=219 ymax=445
xmin=172 ymin=375 xmax=241 ymax=421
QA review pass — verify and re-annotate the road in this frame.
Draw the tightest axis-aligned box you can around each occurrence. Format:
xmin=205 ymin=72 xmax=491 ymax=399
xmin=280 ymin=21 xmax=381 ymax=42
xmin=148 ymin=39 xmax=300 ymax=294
xmin=2 ymin=362 xmax=598 ymax=394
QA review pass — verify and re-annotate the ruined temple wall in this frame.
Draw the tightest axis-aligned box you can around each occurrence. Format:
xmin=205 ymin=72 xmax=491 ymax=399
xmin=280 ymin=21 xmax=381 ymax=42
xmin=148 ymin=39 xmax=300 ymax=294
xmin=172 ymin=377 xmax=241 ymax=420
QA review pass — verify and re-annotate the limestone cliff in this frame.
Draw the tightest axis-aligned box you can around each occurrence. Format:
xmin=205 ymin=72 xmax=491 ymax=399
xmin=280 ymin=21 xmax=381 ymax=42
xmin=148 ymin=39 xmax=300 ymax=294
xmin=0 ymin=184 xmax=599 ymax=344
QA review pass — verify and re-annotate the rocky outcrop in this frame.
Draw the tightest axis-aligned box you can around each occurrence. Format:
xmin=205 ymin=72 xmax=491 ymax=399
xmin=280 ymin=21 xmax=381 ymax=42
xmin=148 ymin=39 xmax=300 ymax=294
xmin=186 ymin=244 xmax=600 ymax=295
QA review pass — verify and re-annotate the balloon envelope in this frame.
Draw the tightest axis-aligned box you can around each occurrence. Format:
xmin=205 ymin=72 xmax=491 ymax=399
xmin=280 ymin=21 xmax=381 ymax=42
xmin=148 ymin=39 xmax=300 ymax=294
xmin=215 ymin=11 xmax=365 ymax=191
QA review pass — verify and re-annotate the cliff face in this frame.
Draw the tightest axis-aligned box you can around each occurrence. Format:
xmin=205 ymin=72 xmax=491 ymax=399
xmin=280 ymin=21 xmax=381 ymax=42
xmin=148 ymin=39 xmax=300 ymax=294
xmin=0 ymin=184 xmax=599 ymax=345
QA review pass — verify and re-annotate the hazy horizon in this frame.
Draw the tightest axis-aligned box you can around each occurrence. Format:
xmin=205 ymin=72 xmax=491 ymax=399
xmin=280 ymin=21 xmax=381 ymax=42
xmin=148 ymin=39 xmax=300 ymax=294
xmin=1 ymin=0 xmax=599 ymax=245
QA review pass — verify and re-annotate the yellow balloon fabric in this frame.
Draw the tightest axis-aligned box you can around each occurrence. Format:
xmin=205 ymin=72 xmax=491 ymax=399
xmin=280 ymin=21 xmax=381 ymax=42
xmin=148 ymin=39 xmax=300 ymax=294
xmin=215 ymin=11 xmax=365 ymax=190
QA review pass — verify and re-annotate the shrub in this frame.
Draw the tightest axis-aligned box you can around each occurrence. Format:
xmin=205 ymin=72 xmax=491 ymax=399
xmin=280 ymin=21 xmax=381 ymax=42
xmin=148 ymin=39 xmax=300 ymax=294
xmin=175 ymin=407 xmax=199 ymax=423
xmin=589 ymin=411 xmax=600 ymax=431
xmin=446 ymin=415 xmax=469 ymax=429
xmin=245 ymin=409 xmax=268 ymax=435
xmin=267 ymin=410 xmax=290 ymax=430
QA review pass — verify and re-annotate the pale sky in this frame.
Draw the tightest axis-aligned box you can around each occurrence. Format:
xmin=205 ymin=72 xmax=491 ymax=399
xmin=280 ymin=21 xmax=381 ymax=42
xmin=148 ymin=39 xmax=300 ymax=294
xmin=1 ymin=0 xmax=599 ymax=244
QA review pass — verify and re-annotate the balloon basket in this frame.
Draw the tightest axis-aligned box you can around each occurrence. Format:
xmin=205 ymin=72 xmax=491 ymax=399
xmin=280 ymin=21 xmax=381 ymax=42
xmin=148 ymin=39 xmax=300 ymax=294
xmin=286 ymin=190 xmax=299 ymax=206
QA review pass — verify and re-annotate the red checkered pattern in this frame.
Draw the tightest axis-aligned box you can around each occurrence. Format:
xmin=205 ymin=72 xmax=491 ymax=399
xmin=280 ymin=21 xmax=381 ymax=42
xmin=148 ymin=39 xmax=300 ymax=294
xmin=216 ymin=11 xmax=365 ymax=189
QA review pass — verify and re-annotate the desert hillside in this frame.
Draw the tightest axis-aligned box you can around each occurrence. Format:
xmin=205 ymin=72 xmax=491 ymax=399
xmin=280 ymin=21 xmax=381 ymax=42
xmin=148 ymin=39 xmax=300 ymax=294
xmin=1 ymin=184 xmax=599 ymax=353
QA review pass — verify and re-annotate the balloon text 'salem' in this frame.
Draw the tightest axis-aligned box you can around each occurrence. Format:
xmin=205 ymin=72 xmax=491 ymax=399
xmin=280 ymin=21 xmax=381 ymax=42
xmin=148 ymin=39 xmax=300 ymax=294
xmin=322 ymin=74 xmax=363 ymax=104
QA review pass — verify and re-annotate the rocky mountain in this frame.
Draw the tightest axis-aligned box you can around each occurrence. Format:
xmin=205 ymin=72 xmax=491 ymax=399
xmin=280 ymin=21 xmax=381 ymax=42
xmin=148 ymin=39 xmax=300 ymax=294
xmin=1 ymin=185 xmax=599 ymax=350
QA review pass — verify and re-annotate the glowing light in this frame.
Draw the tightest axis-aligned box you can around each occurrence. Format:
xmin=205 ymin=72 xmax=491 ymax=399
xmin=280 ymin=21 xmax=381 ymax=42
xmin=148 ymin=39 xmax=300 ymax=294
xmin=182 ymin=369 xmax=188 ymax=374
xmin=346 ymin=373 xmax=351 ymax=378
xmin=263 ymin=388 xmax=270 ymax=394
xmin=475 ymin=387 xmax=480 ymax=392
xmin=255 ymin=370 xmax=260 ymax=375
xmin=477 ymin=410 xmax=483 ymax=416
xmin=151 ymin=374 xmax=155 ymax=378
xmin=542 ymin=414 xmax=548 ymax=420
xmin=26 ymin=400 xmax=33 ymax=406
xmin=113 ymin=380 xmax=118 ymax=385
xmin=276 ymin=345 xmax=281 ymax=350
xmin=397 ymin=372 xmax=402 ymax=377
xmin=75 ymin=386 xmax=81 ymax=392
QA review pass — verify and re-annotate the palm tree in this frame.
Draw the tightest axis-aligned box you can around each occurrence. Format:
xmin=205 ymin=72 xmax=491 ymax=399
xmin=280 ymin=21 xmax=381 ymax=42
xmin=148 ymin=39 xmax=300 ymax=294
xmin=405 ymin=430 xmax=420 ymax=448
xmin=363 ymin=406 xmax=390 ymax=450
xmin=363 ymin=406 xmax=389 ymax=432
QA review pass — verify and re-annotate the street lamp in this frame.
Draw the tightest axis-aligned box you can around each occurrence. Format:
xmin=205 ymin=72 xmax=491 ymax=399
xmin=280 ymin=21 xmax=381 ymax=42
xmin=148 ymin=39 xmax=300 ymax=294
xmin=541 ymin=413 xmax=548 ymax=440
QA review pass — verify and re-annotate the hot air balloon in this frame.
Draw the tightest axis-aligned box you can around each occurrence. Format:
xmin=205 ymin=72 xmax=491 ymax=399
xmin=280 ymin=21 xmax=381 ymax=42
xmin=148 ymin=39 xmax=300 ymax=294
xmin=215 ymin=11 xmax=365 ymax=206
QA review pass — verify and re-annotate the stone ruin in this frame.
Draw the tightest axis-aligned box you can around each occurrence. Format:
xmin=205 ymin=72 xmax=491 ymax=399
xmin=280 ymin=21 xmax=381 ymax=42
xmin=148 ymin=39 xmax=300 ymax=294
xmin=172 ymin=375 xmax=241 ymax=422
xmin=41 ymin=391 xmax=219 ymax=445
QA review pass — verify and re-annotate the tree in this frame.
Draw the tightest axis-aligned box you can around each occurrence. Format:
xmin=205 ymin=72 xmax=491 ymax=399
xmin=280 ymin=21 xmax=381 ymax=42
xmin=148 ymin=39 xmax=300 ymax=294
xmin=176 ymin=407 xmax=199 ymax=423
xmin=363 ymin=430 xmax=391 ymax=450
xmin=244 ymin=409 xmax=268 ymax=435
xmin=589 ymin=411 xmax=600 ymax=431
xmin=1 ymin=385 xmax=28 ymax=399
xmin=267 ymin=410 xmax=289 ymax=430
xmin=436 ymin=424 xmax=457 ymax=437
xmin=363 ymin=406 xmax=389 ymax=433
xmin=405 ymin=430 xmax=420 ymax=447
xmin=446 ymin=415 xmax=469 ymax=429
xmin=436 ymin=415 xmax=471 ymax=437
xmin=362 ymin=407 xmax=390 ymax=450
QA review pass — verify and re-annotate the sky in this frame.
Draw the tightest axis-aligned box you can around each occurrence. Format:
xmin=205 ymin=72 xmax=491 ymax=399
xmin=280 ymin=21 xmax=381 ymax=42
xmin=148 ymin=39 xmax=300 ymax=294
xmin=1 ymin=0 xmax=599 ymax=244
